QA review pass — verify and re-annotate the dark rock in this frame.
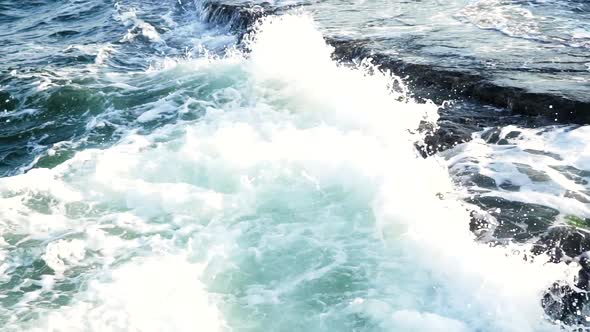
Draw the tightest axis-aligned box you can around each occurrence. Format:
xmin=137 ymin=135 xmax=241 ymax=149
xmin=470 ymin=173 xmax=497 ymax=189
xmin=550 ymin=165 xmax=590 ymax=186
xmin=565 ymin=190 xmax=590 ymax=204
xmin=515 ymin=163 xmax=552 ymax=182
xmin=199 ymin=1 xmax=272 ymax=32
xmin=452 ymin=171 xmax=498 ymax=191
xmin=523 ymin=149 xmax=563 ymax=161
xmin=499 ymin=181 xmax=520 ymax=192
xmin=197 ymin=1 xmax=306 ymax=37
xmin=196 ymin=2 xmax=590 ymax=124
xmin=467 ymin=196 xmax=559 ymax=239
xmin=541 ymin=251 xmax=590 ymax=327
xmin=421 ymin=120 xmax=473 ymax=155
xmin=504 ymin=131 xmax=521 ymax=139
xmin=542 ymin=281 xmax=590 ymax=327
xmin=497 ymin=139 xmax=510 ymax=145
xmin=418 ymin=101 xmax=549 ymax=156
xmin=533 ymin=226 xmax=590 ymax=261
xmin=494 ymin=220 xmax=526 ymax=239
xmin=536 ymin=230 xmax=590 ymax=326
xmin=326 ymin=38 xmax=590 ymax=125
xmin=480 ymin=127 xmax=501 ymax=144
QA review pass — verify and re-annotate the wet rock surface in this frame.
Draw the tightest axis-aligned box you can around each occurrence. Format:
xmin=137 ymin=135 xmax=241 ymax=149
xmin=199 ymin=1 xmax=274 ymax=32
xmin=419 ymin=101 xmax=550 ymax=155
xmin=202 ymin=1 xmax=590 ymax=125
xmin=197 ymin=1 xmax=563 ymax=159
xmin=467 ymin=196 xmax=560 ymax=240
xmin=327 ymin=38 xmax=590 ymax=125
xmin=542 ymin=279 xmax=590 ymax=327
xmin=541 ymin=249 xmax=590 ymax=327
xmin=198 ymin=1 xmax=307 ymax=35
xmin=533 ymin=227 xmax=590 ymax=261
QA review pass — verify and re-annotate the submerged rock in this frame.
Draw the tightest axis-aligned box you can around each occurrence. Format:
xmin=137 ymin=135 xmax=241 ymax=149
xmin=199 ymin=1 xmax=272 ymax=32
xmin=533 ymin=226 xmax=590 ymax=261
xmin=542 ymin=251 xmax=590 ymax=327
xmin=451 ymin=168 xmax=498 ymax=191
xmin=198 ymin=1 xmax=306 ymax=36
xmin=542 ymin=279 xmax=590 ymax=327
xmin=504 ymin=130 xmax=521 ymax=139
xmin=467 ymin=196 xmax=560 ymax=239
xmin=328 ymin=38 xmax=590 ymax=125
xmin=551 ymin=165 xmax=590 ymax=186
xmin=515 ymin=163 xmax=552 ymax=183
xmin=499 ymin=181 xmax=520 ymax=192
xmin=467 ymin=206 xmax=590 ymax=326
xmin=469 ymin=173 xmax=497 ymax=189
xmin=418 ymin=101 xmax=549 ymax=156
xmin=420 ymin=120 xmax=474 ymax=155
xmin=480 ymin=127 xmax=502 ymax=144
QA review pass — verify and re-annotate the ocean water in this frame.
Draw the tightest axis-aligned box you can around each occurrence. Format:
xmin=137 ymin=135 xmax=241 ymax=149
xmin=284 ymin=0 xmax=590 ymax=101
xmin=0 ymin=1 xmax=589 ymax=331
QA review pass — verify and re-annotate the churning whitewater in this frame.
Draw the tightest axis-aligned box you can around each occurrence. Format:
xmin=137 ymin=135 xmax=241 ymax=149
xmin=0 ymin=10 xmax=585 ymax=332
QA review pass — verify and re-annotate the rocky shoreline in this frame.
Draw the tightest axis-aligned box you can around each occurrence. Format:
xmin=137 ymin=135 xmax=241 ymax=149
xmin=197 ymin=0 xmax=589 ymax=232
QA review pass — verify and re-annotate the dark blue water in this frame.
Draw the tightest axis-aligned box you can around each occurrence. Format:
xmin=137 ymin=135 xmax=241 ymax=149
xmin=0 ymin=0 xmax=237 ymax=176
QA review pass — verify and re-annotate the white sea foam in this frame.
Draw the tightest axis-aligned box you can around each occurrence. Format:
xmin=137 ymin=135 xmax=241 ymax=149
xmin=26 ymin=257 xmax=224 ymax=332
xmin=42 ymin=239 xmax=86 ymax=274
xmin=0 ymin=12 xmax=583 ymax=332
xmin=117 ymin=6 xmax=162 ymax=44
xmin=458 ymin=0 xmax=542 ymax=39
xmin=444 ymin=125 xmax=590 ymax=220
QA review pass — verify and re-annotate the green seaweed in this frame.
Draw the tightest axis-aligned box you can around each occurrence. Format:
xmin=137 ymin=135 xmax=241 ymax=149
xmin=565 ymin=215 xmax=590 ymax=229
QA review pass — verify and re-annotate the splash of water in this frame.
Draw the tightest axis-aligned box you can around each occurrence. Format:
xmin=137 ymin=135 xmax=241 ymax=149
xmin=0 ymin=14 xmax=576 ymax=332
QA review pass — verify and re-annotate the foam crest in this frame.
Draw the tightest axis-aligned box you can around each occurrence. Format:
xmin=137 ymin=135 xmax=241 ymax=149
xmin=444 ymin=125 xmax=590 ymax=219
xmin=244 ymin=14 xmax=437 ymax=138
xmin=25 ymin=257 xmax=224 ymax=332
